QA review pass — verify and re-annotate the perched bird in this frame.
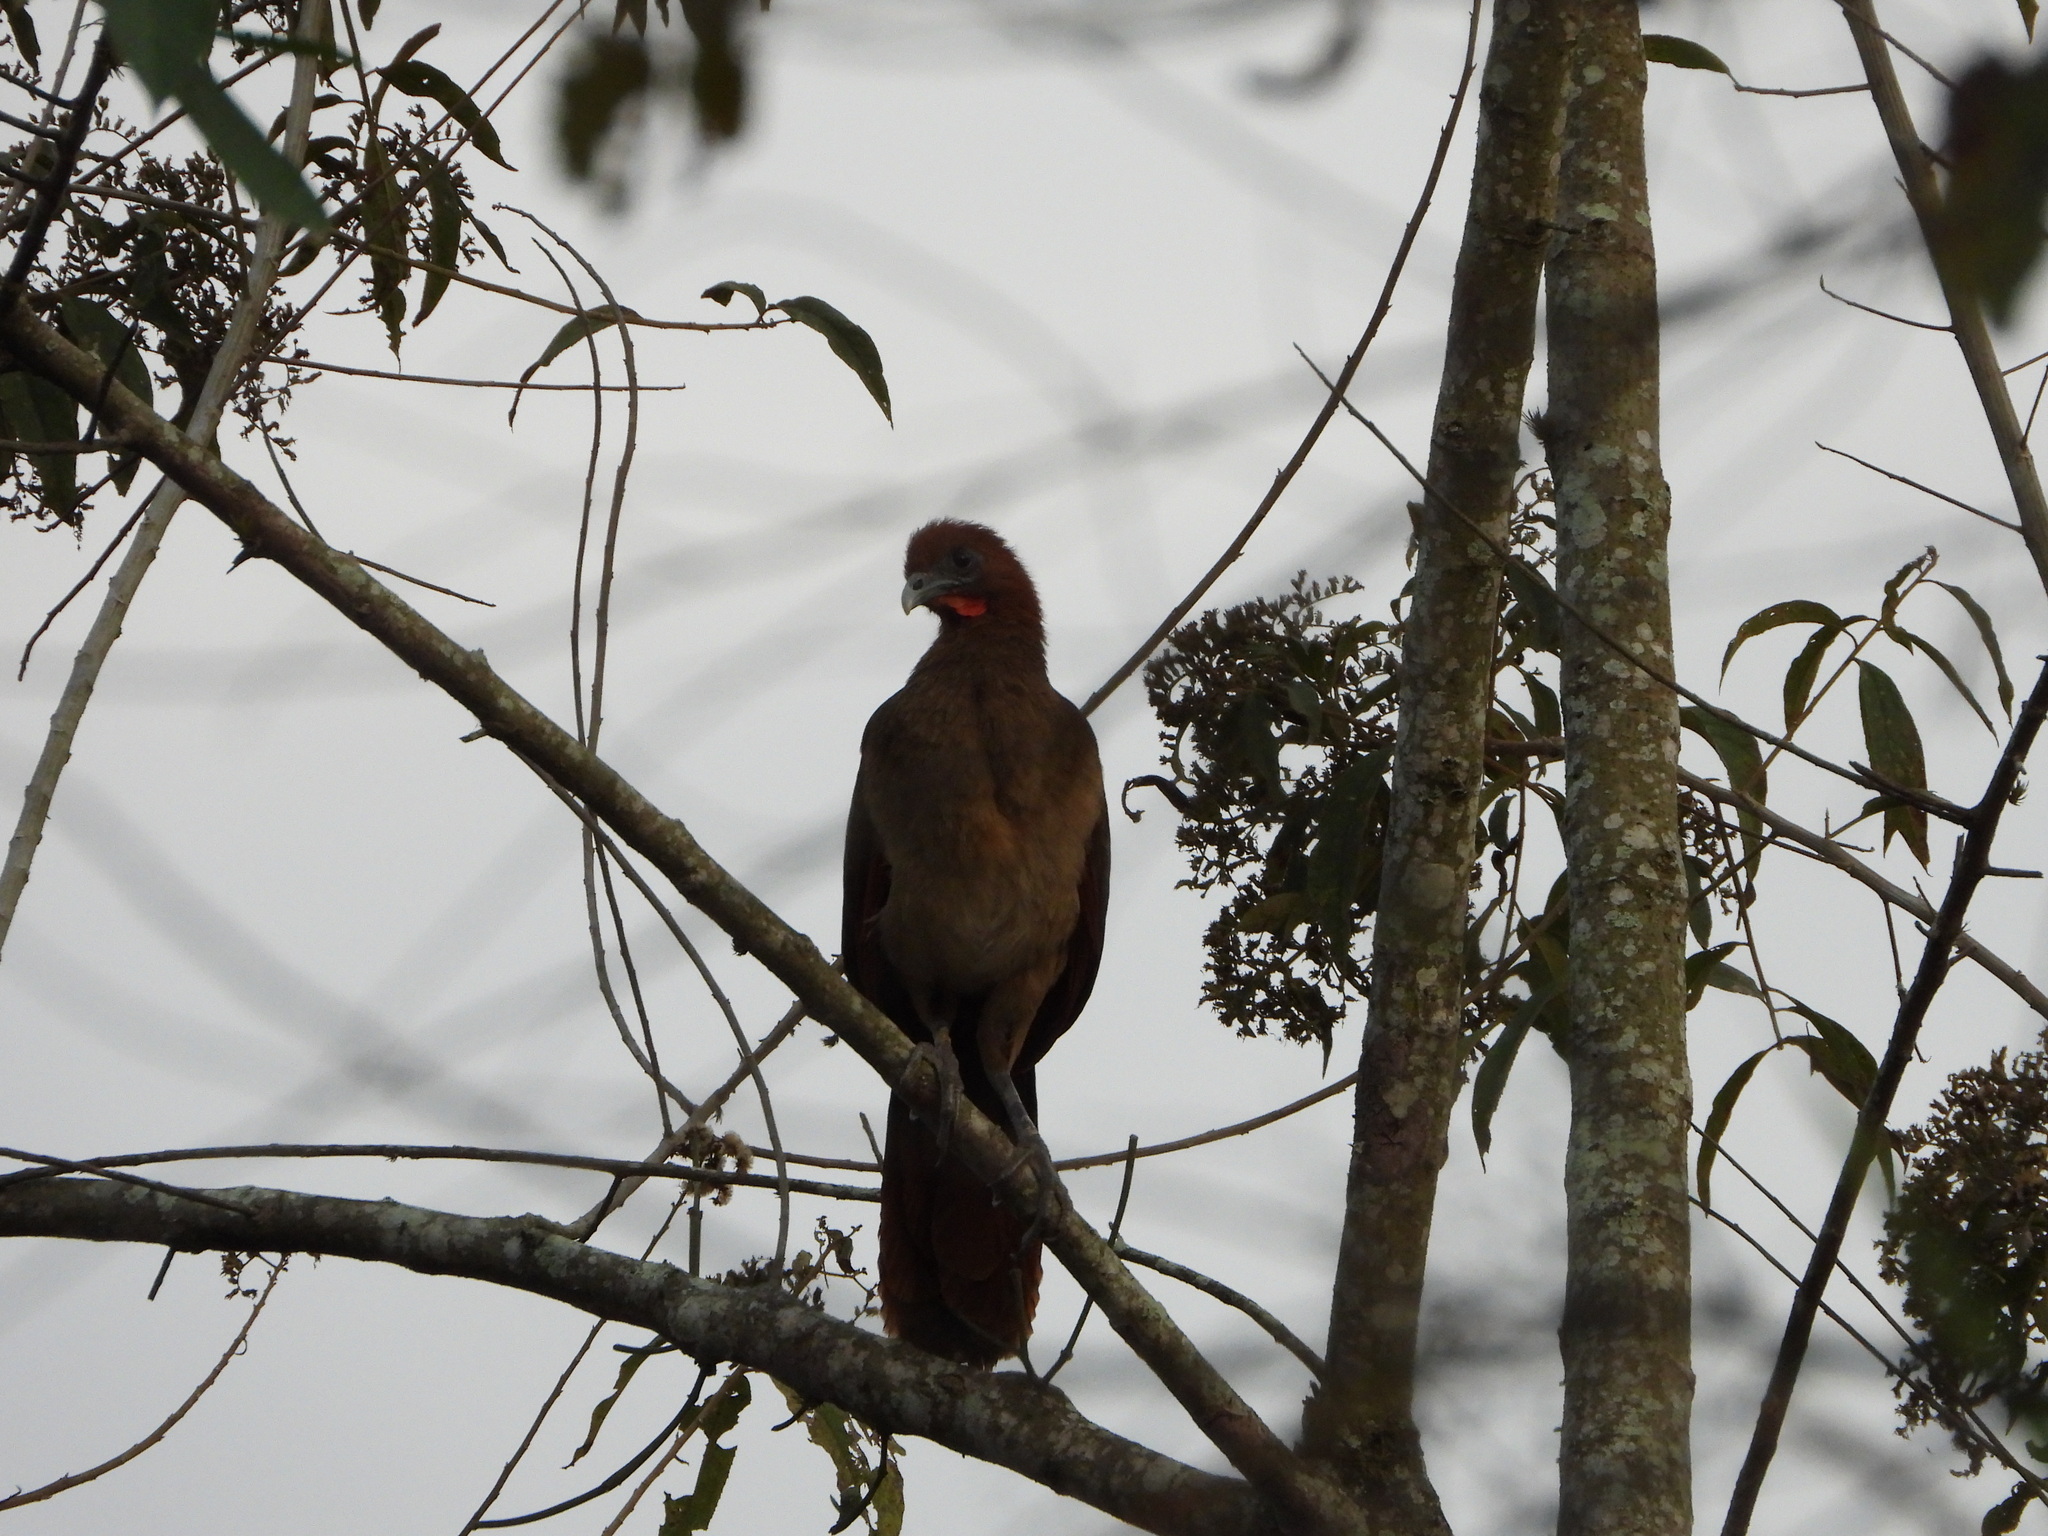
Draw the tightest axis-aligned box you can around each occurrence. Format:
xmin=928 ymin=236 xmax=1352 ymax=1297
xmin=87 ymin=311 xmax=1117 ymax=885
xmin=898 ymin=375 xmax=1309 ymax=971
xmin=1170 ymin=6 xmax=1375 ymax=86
xmin=843 ymin=520 xmax=1110 ymax=1367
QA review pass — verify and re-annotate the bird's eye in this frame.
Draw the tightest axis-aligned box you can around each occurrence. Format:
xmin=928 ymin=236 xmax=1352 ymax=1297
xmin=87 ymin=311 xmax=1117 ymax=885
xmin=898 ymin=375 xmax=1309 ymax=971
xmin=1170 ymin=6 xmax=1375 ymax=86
xmin=951 ymin=550 xmax=972 ymax=570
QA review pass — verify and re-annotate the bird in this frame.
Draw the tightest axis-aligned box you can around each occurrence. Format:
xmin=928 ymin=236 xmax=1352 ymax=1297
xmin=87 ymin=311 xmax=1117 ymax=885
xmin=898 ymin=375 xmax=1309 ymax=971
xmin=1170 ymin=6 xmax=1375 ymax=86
xmin=842 ymin=519 xmax=1110 ymax=1367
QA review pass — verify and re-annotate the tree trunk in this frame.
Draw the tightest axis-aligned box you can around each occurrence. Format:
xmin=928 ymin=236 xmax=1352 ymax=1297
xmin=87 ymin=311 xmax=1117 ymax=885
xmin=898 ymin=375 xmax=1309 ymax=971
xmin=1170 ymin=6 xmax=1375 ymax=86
xmin=1303 ymin=1 xmax=1571 ymax=1525
xmin=1542 ymin=4 xmax=1693 ymax=1532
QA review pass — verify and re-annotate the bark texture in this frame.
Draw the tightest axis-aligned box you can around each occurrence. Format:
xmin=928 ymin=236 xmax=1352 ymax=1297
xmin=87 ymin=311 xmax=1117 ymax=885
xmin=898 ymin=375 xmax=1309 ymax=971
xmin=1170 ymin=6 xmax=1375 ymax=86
xmin=1542 ymin=6 xmax=1693 ymax=1534
xmin=1303 ymin=1 xmax=1570 ymax=1525
xmin=0 ymin=1177 xmax=1272 ymax=1536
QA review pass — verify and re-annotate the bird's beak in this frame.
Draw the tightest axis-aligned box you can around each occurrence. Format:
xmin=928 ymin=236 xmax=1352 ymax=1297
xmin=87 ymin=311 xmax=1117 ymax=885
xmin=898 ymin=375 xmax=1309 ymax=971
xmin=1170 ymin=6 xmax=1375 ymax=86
xmin=901 ymin=569 xmax=962 ymax=614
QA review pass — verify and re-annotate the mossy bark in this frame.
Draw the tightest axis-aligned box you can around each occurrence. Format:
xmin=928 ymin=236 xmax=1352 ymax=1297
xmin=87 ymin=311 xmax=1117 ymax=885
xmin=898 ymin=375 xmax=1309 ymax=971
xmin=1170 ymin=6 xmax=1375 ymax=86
xmin=1303 ymin=1 xmax=1571 ymax=1526
xmin=1542 ymin=4 xmax=1694 ymax=1532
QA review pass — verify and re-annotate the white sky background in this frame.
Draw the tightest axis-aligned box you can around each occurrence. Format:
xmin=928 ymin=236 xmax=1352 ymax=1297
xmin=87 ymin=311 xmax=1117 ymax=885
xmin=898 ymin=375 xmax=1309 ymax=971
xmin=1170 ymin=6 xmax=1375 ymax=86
xmin=2 ymin=0 xmax=2045 ymax=1531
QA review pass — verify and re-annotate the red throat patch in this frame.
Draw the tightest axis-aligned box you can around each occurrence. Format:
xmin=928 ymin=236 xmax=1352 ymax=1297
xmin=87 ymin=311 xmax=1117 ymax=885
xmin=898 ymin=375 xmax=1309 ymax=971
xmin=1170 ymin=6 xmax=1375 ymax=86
xmin=934 ymin=595 xmax=988 ymax=617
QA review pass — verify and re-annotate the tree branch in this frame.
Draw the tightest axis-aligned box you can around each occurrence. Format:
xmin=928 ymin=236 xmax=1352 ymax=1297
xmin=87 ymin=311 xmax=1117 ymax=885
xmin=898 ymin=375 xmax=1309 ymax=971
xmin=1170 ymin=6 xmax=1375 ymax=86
xmin=0 ymin=1177 xmax=1273 ymax=1536
xmin=0 ymin=300 xmax=1362 ymax=1535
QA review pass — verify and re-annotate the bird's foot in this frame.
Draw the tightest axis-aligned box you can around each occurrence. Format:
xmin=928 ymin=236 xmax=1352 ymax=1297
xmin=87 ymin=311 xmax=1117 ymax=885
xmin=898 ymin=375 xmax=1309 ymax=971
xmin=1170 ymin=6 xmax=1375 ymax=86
xmin=897 ymin=1028 xmax=964 ymax=1158
xmin=989 ymin=1066 xmax=1061 ymax=1242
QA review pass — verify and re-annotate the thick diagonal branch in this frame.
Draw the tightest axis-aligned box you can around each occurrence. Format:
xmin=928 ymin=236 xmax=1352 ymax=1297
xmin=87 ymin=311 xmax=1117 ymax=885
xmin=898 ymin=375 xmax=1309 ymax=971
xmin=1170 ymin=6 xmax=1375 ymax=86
xmin=0 ymin=299 xmax=1363 ymax=1536
xmin=1301 ymin=1 xmax=1569 ymax=1528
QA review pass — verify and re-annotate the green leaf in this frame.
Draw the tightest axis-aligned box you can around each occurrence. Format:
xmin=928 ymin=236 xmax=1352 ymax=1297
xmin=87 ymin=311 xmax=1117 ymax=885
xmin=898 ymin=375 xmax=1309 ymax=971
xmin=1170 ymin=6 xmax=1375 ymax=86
xmin=697 ymin=1371 xmax=750 ymax=1445
xmin=519 ymin=304 xmax=644 ymax=385
xmin=1679 ymin=705 xmax=1767 ymax=875
xmin=1684 ymin=942 xmax=1761 ymax=1010
xmin=0 ymin=368 xmax=78 ymax=517
xmin=1524 ymin=673 xmax=1561 ymax=740
xmin=680 ymin=0 xmax=746 ymax=143
xmin=412 ymin=152 xmax=461 ymax=325
xmin=1720 ymin=598 xmax=1843 ymax=681
xmin=361 ymin=135 xmax=409 ymax=353
xmin=2023 ymin=0 xmax=2042 ymax=43
xmin=3 ymin=0 xmax=40 ymax=67
xmin=556 ymin=32 xmax=651 ymax=182
xmin=1856 ymin=660 xmax=1930 ymax=865
xmin=101 ymin=0 xmax=329 ymax=233
xmin=1643 ymin=34 xmax=1732 ymax=75
xmin=659 ymin=1445 xmax=736 ymax=1535
xmin=770 ymin=295 xmax=892 ymax=423
xmin=1782 ymin=1000 xmax=1876 ymax=1107
xmin=1781 ymin=621 xmax=1841 ymax=729
xmin=1937 ymin=59 xmax=2048 ymax=325
xmin=360 ymin=0 xmax=381 ymax=25
xmin=1473 ymin=1007 xmax=1542 ymax=1160
xmin=1698 ymin=1045 xmax=1776 ymax=1208
xmin=1934 ymin=580 xmax=2015 ymax=718
xmin=1887 ymin=621 xmax=1995 ymax=735
xmin=1304 ymin=756 xmax=1387 ymax=936
xmin=1684 ymin=854 xmax=1711 ymax=946
xmin=1501 ymin=557 xmax=1560 ymax=656
xmin=57 ymin=297 xmax=150 ymax=491
xmin=702 ymin=280 xmax=767 ymax=317
xmin=380 ymin=59 xmax=514 ymax=169
xmin=568 ymin=1335 xmax=662 ymax=1466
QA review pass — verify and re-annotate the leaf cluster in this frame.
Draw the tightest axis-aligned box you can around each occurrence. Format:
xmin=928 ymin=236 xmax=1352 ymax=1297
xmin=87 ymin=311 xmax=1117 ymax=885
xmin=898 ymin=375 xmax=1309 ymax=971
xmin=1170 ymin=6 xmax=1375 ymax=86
xmin=1881 ymin=1047 xmax=2048 ymax=1475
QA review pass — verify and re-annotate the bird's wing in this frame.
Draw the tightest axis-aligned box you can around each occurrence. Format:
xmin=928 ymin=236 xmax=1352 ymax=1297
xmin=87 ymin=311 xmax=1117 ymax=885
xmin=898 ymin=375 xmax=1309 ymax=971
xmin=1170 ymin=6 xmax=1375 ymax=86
xmin=843 ymin=768 xmax=921 ymax=1038
xmin=1018 ymin=799 xmax=1111 ymax=1073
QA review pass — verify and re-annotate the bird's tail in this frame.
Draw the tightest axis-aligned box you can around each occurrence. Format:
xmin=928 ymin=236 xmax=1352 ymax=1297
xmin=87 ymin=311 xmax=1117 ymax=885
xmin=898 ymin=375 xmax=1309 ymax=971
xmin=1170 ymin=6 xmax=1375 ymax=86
xmin=878 ymin=1083 xmax=1041 ymax=1367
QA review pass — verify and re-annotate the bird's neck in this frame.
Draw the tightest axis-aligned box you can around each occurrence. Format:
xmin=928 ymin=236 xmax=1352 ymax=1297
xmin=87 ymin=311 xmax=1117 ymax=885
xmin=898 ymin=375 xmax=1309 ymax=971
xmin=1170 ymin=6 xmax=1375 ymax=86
xmin=915 ymin=618 xmax=1048 ymax=681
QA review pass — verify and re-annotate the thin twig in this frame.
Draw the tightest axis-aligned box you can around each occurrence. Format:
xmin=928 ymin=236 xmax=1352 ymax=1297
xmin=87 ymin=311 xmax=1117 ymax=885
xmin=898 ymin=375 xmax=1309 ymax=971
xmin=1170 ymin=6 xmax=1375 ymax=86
xmin=269 ymin=355 xmax=687 ymax=392
xmin=0 ymin=1260 xmax=282 ymax=1511
xmin=1818 ymin=275 xmax=1950 ymax=332
xmin=1045 ymin=1134 xmax=1141 ymax=1383
xmin=1721 ymin=659 xmax=2048 ymax=1536
xmin=1077 ymin=0 xmax=1482 ymax=717
xmin=1816 ymin=441 xmax=2019 ymax=531
xmin=15 ymin=490 xmax=152 ymax=678
xmin=0 ymin=1 xmax=324 ymax=958
xmin=1114 ymin=1237 xmax=1324 ymax=1378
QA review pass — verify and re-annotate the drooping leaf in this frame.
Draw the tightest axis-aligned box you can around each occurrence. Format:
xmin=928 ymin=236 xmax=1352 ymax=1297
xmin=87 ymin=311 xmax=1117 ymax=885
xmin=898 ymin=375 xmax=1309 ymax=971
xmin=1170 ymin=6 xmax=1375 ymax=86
xmin=1782 ymin=1000 xmax=1877 ymax=1108
xmin=1643 ymin=34 xmax=1731 ymax=75
xmin=1934 ymin=580 xmax=2015 ymax=718
xmin=1303 ymin=756 xmax=1387 ymax=936
xmin=381 ymin=59 xmax=514 ymax=169
xmin=1781 ymin=621 xmax=1841 ymax=728
xmin=1937 ymin=57 xmax=2048 ymax=325
xmin=57 ymin=297 xmax=150 ymax=490
xmin=2 ymin=0 xmax=39 ymax=67
xmin=1684 ymin=854 xmax=1712 ymax=946
xmin=0 ymin=368 xmax=78 ymax=518
xmin=1719 ymin=598 xmax=1843 ymax=681
xmin=100 ymin=0 xmax=329 ymax=232
xmin=386 ymin=23 xmax=441 ymax=70
xmin=770 ymin=295 xmax=892 ymax=423
xmin=1887 ymin=621 xmax=1996 ymax=735
xmin=412 ymin=152 xmax=462 ymax=325
xmin=659 ymin=1446 xmax=737 ymax=1535
xmin=1680 ymin=704 xmax=1767 ymax=875
xmin=1880 ymin=550 xmax=1930 ymax=627
xmin=519 ymin=303 xmax=644 ymax=384
xmin=2023 ymin=0 xmax=2042 ymax=43
xmin=1501 ymin=557 xmax=1560 ymax=656
xmin=1524 ymin=673 xmax=1561 ymax=741
xmin=556 ymin=31 xmax=651 ymax=182
xmin=360 ymin=0 xmax=382 ymax=25
xmin=1699 ymin=1045 xmax=1776 ymax=1209
xmin=568 ymin=1335 xmax=662 ymax=1466
xmin=1856 ymin=660 xmax=1930 ymax=865
xmin=658 ymin=1373 xmax=751 ymax=1535
xmin=1473 ymin=982 xmax=1557 ymax=1161
xmin=1685 ymin=941 xmax=1760 ymax=1010
xmin=702 ymin=280 xmax=766 ymax=317
xmin=680 ymin=0 xmax=747 ymax=143
xmin=360 ymin=134 xmax=409 ymax=352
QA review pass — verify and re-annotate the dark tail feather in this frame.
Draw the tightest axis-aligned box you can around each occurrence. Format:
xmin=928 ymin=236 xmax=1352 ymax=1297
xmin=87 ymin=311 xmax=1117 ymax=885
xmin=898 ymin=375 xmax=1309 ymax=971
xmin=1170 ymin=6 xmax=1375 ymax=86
xmin=878 ymin=1085 xmax=1041 ymax=1367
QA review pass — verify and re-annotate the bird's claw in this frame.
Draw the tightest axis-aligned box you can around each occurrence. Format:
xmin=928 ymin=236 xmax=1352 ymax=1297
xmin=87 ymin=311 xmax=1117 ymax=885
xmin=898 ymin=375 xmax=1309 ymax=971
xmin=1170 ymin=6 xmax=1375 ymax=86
xmin=898 ymin=1031 xmax=964 ymax=1158
xmin=1000 ymin=1129 xmax=1061 ymax=1244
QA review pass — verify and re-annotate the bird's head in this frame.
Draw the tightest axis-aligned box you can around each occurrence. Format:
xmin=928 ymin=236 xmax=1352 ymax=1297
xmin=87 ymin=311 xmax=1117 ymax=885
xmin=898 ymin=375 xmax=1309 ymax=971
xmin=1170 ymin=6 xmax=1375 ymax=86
xmin=899 ymin=520 xmax=1042 ymax=632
